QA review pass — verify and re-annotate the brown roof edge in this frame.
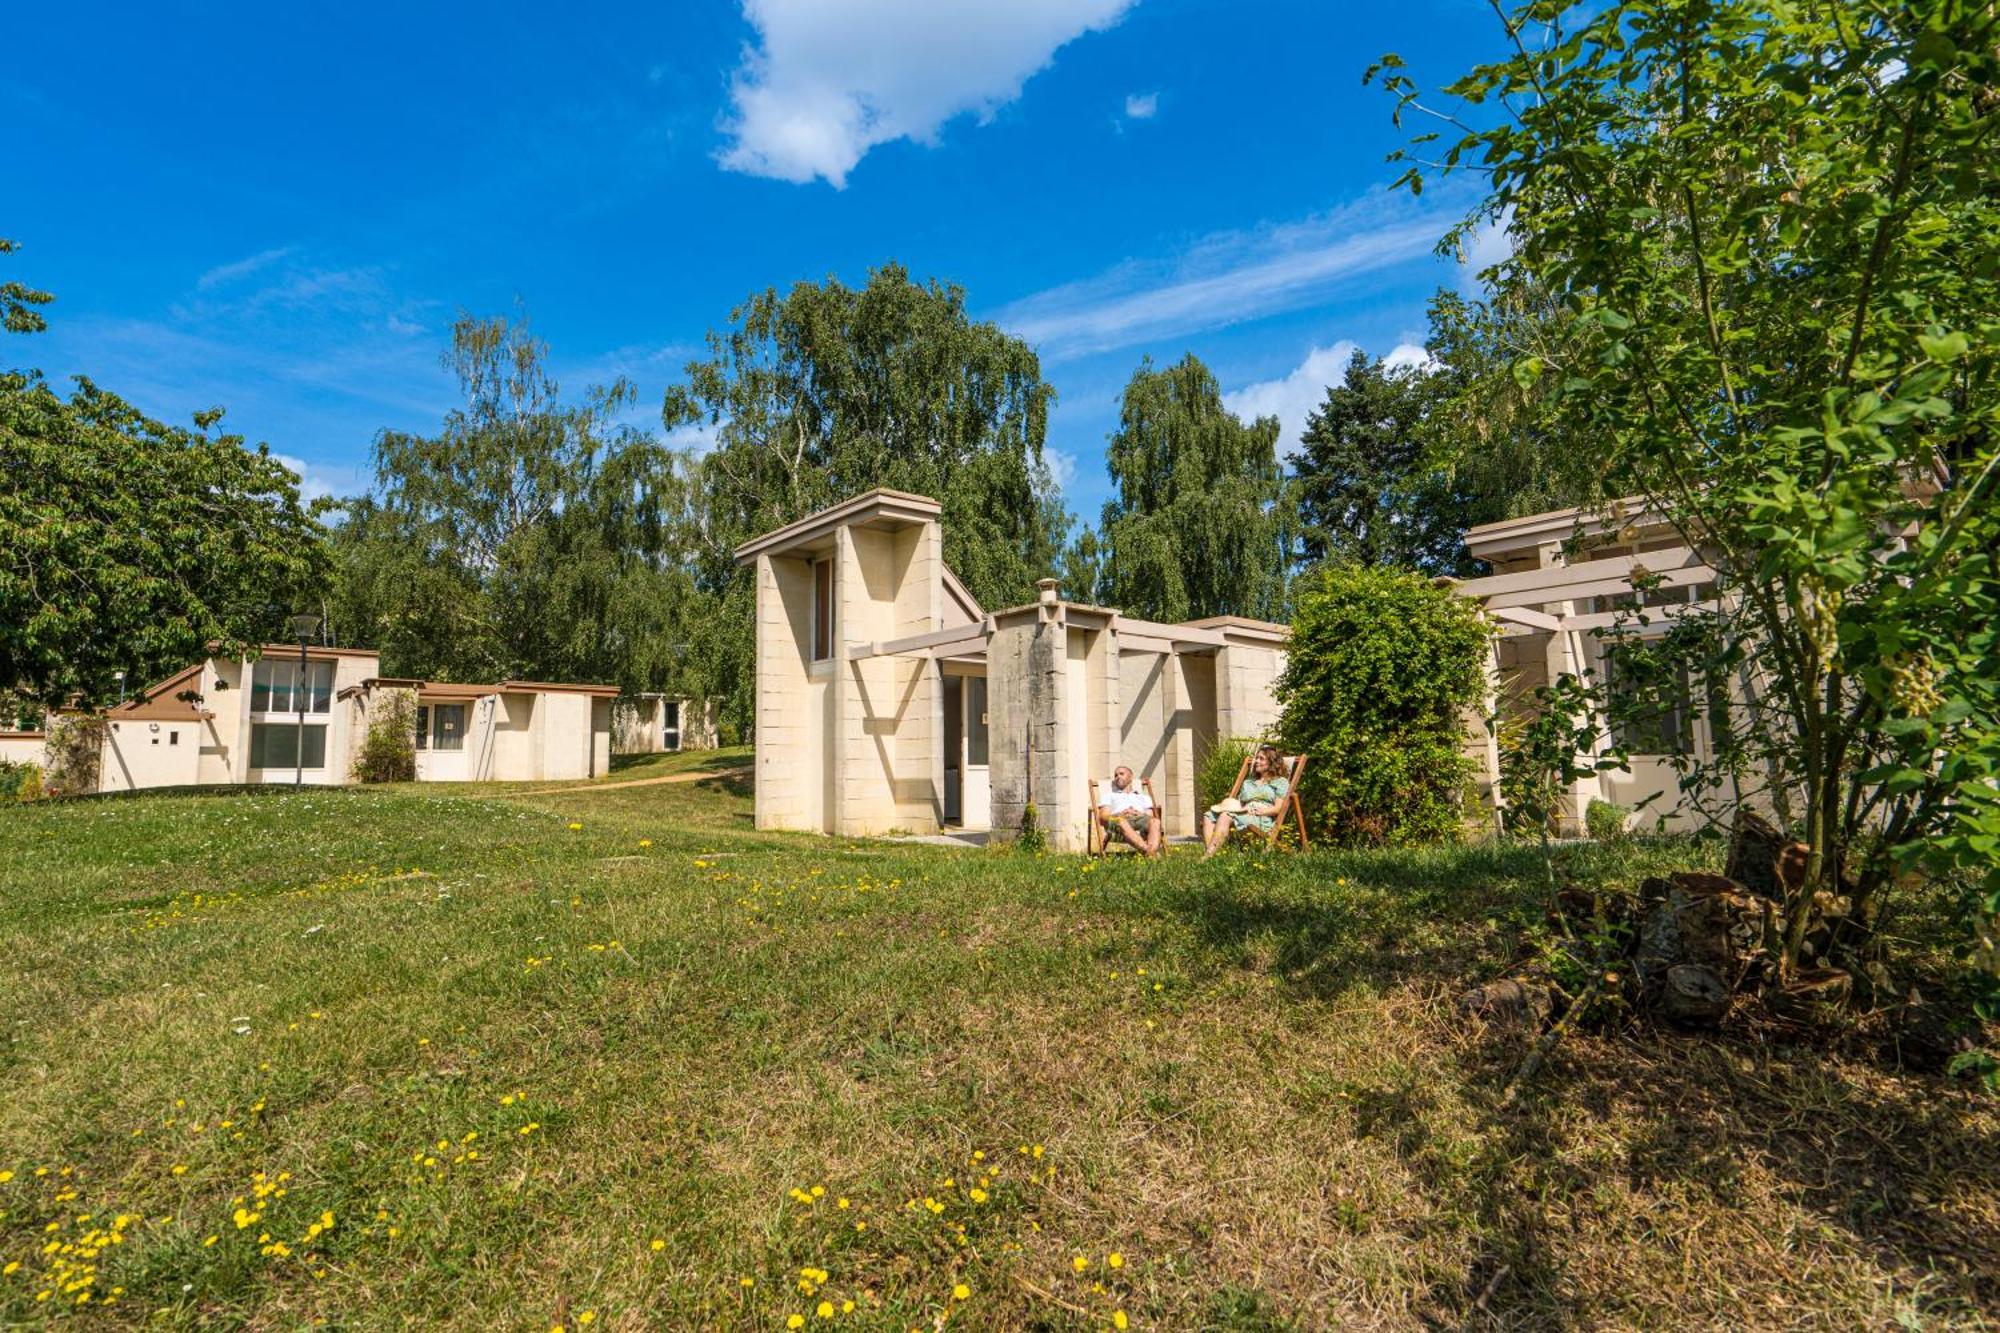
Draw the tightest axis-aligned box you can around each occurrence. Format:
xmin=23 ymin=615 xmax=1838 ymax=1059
xmin=500 ymin=680 xmax=621 ymax=698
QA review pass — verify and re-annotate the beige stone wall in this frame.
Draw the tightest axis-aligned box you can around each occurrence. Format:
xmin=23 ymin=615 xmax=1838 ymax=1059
xmin=754 ymin=552 xmax=822 ymax=832
xmin=1214 ymin=643 xmax=1286 ymax=744
xmin=100 ymin=718 xmax=201 ymax=791
xmin=988 ymin=614 xmax=1062 ymax=840
xmin=834 ymin=523 xmax=939 ymax=835
xmin=535 ymin=692 xmax=595 ymax=781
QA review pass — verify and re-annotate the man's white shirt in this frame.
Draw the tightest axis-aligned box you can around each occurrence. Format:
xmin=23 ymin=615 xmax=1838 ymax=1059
xmin=1101 ymin=784 xmax=1153 ymax=816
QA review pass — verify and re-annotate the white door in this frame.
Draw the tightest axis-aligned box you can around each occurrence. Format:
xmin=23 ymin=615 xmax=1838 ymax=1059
xmin=416 ymin=703 xmax=469 ymax=781
xmin=960 ymin=675 xmax=990 ymax=830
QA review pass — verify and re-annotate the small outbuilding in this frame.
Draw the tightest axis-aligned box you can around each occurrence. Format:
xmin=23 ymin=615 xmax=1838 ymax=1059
xmin=734 ymin=489 xmax=1290 ymax=851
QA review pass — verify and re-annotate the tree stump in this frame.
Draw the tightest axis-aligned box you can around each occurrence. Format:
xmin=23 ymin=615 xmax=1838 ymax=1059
xmin=1635 ymin=879 xmax=1763 ymax=1016
xmin=1660 ymin=964 xmax=1731 ymax=1026
xmin=1457 ymin=979 xmax=1554 ymax=1033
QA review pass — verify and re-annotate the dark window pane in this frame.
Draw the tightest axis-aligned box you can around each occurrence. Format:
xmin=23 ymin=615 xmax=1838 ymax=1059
xmin=415 ymin=706 xmax=430 ymax=750
xmin=812 ymin=558 xmax=834 ymax=661
xmin=432 ymin=705 xmax=466 ymax=752
xmin=967 ymin=676 xmax=989 ymax=767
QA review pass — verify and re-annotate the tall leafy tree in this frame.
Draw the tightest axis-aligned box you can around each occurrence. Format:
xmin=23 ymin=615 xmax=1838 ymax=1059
xmin=1295 ymin=348 xmax=1476 ymax=573
xmin=1376 ymin=0 xmax=2000 ymax=982
xmin=664 ymin=264 xmax=1065 ymax=727
xmin=328 ymin=314 xmax=700 ymax=694
xmin=0 ymin=241 xmax=327 ymax=705
xmin=1094 ymin=354 xmax=1292 ymax=622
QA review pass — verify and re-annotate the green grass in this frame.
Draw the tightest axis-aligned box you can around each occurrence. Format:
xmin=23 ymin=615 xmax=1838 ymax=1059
xmin=0 ymin=754 xmax=1994 ymax=1329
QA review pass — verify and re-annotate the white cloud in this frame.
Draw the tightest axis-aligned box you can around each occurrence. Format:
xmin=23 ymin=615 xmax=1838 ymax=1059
xmin=195 ymin=246 xmax=295 ymax=291
xmin=1222 ymin=339 xmax=1432 ymax=458
xmin=993 ymin=193 xmax=1458 ymax=361
xmin=1123 ymin=91 xmax=1157 ymax=119
xmin=1042 ymin=445 xmax=1078 ymax=492
xmin=1383 ymin=341 xmax=1435 ymax=373
xmin=1457 ymin=209 xmax=1514 ymax=292
xmin=270 ymin=453 xmax=369 ymax=504
xmin=1222 ymin=342 xmax=1356 ymax=459
xmin=717 ymin=0 xmax=1136 ymax=187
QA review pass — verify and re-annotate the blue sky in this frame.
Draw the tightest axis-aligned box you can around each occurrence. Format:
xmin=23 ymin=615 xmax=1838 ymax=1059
xmin=7 ymin=0 xmax=1504 ymax=521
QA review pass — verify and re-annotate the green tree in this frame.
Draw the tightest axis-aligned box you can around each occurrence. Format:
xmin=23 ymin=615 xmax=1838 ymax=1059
xmin=0 ymin=243 xmax=327 ymax=704
xmin=328 ymin=314 xmax=701 ymax=695
xmin=0 ymin=239 xmax=54 ymax=334
xmin=1375 ymin=0 xmax=2000 ymax=980
xmin=1295 ymin=348 xmax=1475 ymax=573
xmin=664 ymin=264 xmax=1065 ymax=728
xmin=1096 ymin=354 xmax=1292 ymax=622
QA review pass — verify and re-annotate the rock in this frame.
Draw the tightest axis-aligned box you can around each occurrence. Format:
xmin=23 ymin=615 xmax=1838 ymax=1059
xmin=1725 ymin=811 xmax=1789 ymax=901
xmin=1457 ymin=979 xmax=1554 ymax=1033
xmin=1765 ymin=968 xmax=1853 ymax=1024
xmin=1660 ymin=964 xmax=1731 ymax=1026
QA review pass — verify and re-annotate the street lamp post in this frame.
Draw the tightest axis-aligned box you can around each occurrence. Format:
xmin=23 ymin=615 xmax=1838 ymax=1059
xmin=287 ymin=613 xmax=322 ymax=789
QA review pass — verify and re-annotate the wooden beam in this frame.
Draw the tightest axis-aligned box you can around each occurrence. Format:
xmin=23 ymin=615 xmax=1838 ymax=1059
xmin=1557 ymin=596 xmax=1729 ymax=634
xmin=1455 ymin=545 xmax=1707 ymax=602
xmin=851 ymin=619 xmax=992 ymax=661
xmin=1480 ymin=562 xmax=1713 ymax=611
xmin=1109 ymin=617 xmax=1231 ymax=648
xmin=1490 ymin=605 xmax=1561 ymax=632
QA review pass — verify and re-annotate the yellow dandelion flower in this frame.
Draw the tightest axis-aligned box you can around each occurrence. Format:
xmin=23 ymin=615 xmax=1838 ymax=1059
xmin=740 ymin=1277 xmax=755 ymax=1288
xmin=1107 ymin=1252 xmax=1123 ymax=1269
xmin=568 ymin=822 xmax=583 ymax=831
xmin=1113 ymin=1313 xmax=1129 ymax=1330
xmin=952 ymin=1284 xmax=971 ymax=1301
xmin=816 ymin=1301 xmax=834 ymax=1319
xmin=577 ymin=1313 xmax=595 ymax=1326
xmin=651 ymin=1239 xmax=666 ymax=1252
xmin=788 ymin=1317 xmax=805 ymax=1330
xmin=1073 ymin=1255 xmax=1090 ymax=1273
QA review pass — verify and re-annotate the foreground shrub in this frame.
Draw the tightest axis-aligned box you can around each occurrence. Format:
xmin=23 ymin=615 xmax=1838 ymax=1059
xmin=0 ymin=759 xmax=41 ymax=802
xmin=1276 ymin=565 xmax=1490 ymax=846
xmin=1585 ymin=798 xmax=1632 ymax=843
xmin=1197 ymin=736 xmax=1255 ymax=812
xmin=352 ymin=691 xmax=417 ymax=784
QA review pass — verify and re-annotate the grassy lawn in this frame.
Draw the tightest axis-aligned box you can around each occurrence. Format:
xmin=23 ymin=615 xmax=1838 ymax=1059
xmin=2 ymin=752 xmax=1994 ymax=1329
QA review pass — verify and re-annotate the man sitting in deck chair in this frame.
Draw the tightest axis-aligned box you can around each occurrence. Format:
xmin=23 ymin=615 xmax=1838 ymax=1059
xmin=1202 ymin=743 xmax=1291 ymax=858
xmin=1096 ymin=765 xmax=1163 ymax=859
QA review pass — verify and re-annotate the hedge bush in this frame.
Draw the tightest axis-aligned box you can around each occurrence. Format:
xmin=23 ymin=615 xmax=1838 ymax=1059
xmin=1275 ymin=565 xmax=1491 ymax=846
xmin=353 ymin=692 xmax=418 ymax=784
xmin=1197 ymin=736 xmax=1256 ymax=812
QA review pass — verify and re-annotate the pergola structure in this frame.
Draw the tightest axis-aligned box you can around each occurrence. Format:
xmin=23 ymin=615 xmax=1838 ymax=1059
xmin=1450 ymin=502 xmax=1728 ymax=835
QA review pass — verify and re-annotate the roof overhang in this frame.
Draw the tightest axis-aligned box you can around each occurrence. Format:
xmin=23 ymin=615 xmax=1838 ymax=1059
xmin=1462 ymin=496 xmax=1667 ymax=560
xmin=733 ymin=489 xmax=943 ymax=565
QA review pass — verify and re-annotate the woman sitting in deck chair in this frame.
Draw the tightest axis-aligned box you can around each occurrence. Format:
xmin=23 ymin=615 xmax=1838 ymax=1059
xmin=1202 ymin=743 xmax=1290 ymax=858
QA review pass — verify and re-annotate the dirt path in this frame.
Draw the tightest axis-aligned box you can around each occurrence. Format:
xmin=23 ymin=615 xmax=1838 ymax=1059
xmin=480 ymin=769 xmax=730 ymax=799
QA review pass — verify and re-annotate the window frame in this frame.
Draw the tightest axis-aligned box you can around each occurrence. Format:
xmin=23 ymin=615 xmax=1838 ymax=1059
xmin=811 ymin=557 xmax=834 ymax=662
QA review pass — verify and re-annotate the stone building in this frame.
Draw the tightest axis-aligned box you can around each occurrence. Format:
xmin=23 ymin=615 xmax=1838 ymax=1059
xmin=734 ymin=489 xmax=1289 ymax=850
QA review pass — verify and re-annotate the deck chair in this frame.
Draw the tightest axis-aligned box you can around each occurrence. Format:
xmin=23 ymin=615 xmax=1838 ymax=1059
xmin=1211 ymin=751 xmax=1311 ymax=851
xmin=1087 ymin=776 xmax=1162 ymax=856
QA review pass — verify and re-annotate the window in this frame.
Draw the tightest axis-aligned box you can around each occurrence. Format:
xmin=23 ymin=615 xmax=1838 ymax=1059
xmin=250 ymin=659 xmax=334 ymax=713
xmin=966 ymin=676 xmax=989 ymax=767
xmin=812 ymin=558 xmax=834 ymax=661
xmin=663 ymin=699 xmax=681 ymax=752
xmin=414 ymin=703 xmax=465 ymax=751
xmin=431 ymin=704 xmax=466 ymax=752
xmin=1603 ymin=645 xmax=1693 ymax=756
xmin=169 ymin=730 xmax=179 ymax=746
xmin=249 ymin=722 xmax=327 ymax=769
